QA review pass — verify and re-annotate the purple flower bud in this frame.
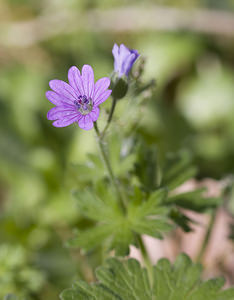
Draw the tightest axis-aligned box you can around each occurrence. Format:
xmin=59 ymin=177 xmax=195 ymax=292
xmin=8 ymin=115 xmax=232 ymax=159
xmin=112 ymin=43 xmax=139 ymax=77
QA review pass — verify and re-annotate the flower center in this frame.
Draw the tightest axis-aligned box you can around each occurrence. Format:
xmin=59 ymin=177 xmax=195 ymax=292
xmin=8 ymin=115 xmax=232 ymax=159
xmin=74 ymin=95 xmax=93 ymax=115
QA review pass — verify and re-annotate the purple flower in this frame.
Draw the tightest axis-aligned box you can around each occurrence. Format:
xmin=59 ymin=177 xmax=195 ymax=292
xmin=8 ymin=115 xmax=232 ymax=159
xmin=46 ymin=65 xmax=112 ymax=130
xmin=112 ymin=43 xmax=139 ymax=77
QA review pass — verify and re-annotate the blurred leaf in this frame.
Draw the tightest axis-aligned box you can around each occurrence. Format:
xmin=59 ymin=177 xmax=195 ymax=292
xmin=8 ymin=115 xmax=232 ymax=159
xmin=167 ymin=188 xmax=221 ymax=212
xmin=72 ymin=189 xmax=120 ymax=222
xmin=60 ymin=254 xmax=234 ymax=300
xmin=134 ymin=141 xmax=161 ymax=191
xmin=169 ymin=208 xmax=194 ymax=232
xmin=67 ymin=185 xmax=171 ymax=255
xmin=0 ymin=244 xmax=45 ymax=298
xmin=70 ymin=133 xmax=136 ymax=186
xmin=142 ymin=34 xmax=202 ymax=87
xmin=177 ymin=64 xmax=234 ymax=130
xmin=161 ymin=150 xmax=197 ymax=190
xmin=128 ymin=188 xmax=172 ymax=239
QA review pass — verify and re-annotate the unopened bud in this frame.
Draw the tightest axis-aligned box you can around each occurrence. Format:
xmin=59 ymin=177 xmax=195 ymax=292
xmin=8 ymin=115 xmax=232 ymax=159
xmin=111 ymin=73 xmax=128 ymax=100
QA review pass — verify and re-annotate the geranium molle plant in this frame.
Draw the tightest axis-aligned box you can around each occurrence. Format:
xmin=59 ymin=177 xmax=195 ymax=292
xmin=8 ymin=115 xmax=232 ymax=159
xmin=43 ymin=44 xmax=234 ymax=300
xmin=46 ymin=65 xmax=112 ymax=130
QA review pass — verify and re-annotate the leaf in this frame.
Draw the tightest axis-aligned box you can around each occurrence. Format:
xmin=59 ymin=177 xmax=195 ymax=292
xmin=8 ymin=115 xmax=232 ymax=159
xmin=169 ymin=208 xmax=194 ymax=232
xmin=108 ymin=221 xmax=133 ymax=256
xmin=60 ymin=254 xmax=234 ymax=300
xmin=96 ymin=258 xmax=152 ymax=300
xmin=167 ymin=188 xmax=221 ymax=212
xmin=128 ymin=188 xmax=172 ymax=239
xmin=72 ymin=189 xmax=120 ymax=222
xmin=134 ymin=141 xmax=161 ymax=191
xmin=68 ymin=186 xmax=171 ymax=255
xmin=162 ymin=150 xmax=197 ymax=190
xmin=67 ymin=225 xmax=115 ymax=250
xmin=135 ymin=189 xmax=168 ymax=216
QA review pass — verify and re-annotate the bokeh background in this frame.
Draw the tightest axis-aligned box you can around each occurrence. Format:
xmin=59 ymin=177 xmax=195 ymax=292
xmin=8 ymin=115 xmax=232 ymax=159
xmin=0 ymin=0 xmax=234 ymax=299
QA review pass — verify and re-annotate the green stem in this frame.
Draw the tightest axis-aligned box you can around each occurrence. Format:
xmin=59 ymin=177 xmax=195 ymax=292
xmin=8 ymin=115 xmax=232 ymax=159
xmin=95 ymin=103 xmax=152 ymax=274
xmin=196 ymin=210 xmax=217 ymax=263
xmin=136 ymin=235 xmax=153 ymax=281
xmin=94 ymin=122 xmax=126 ymax=213
xmin=101 ymin=97 xmax=117 ymax=139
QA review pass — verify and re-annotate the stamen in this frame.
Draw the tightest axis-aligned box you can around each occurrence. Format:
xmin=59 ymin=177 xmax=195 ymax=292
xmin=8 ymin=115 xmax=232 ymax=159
xmin=74 ymin=95 xmax=93 ymax=115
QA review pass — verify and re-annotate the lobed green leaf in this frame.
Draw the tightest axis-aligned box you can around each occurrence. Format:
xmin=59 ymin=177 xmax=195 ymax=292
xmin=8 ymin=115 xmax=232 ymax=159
xmin=61 ymin=254 xmax=234 ymax=300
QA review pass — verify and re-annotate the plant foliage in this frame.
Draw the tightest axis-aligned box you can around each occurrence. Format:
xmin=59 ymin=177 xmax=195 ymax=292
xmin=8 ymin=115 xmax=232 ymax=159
xmin=61 ymin=254 xmax=234 ymax=300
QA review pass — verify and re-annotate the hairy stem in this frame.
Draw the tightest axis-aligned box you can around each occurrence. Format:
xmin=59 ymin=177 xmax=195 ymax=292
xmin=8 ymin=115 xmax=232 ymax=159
xmin=94 ymin=122 xmax=126 ymax=213
xmin=95 ymin=111 xmax=152 ymax=273
xmin=196 ymin=210 xmax=217 ymax=263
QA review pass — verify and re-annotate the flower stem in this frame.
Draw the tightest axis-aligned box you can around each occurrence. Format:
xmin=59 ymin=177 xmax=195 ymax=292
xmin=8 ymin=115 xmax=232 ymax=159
xmin=196 ymin=210 xmax=217 ymax=263
xmin=94 ymin=122 xmax=126 ymax=213
xmin=94 ymin=124 xmax=152 ymax=276
xmin=101 ymin=96 xmax=117 ymax=139
xmin=136 ymin=234 xmax=153 ymax=282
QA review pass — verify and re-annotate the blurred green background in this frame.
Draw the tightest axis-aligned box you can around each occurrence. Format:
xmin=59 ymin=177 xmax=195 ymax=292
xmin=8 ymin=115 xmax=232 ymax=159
xmin=0 ymin=0 xmax=234 ymax=299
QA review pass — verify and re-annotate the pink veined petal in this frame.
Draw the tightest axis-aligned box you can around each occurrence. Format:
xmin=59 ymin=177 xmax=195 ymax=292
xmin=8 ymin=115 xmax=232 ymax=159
xmin=78 ymin=114 xmax=94 ymax=130
xmin=52 ymin=114 xmax=81 ymax=127
xmin=46 ymin=91 xmax=74 ymax=106
xmin=93 ymin=77 xmax=111 ymax=103
xmin=82 ymin=65 xmax=94 ymax=98
xmin=68 ymin=66 xmax=83 ymax=95
xmin=89 ymin=107 xmax=100 ymax=122
xmin=49 ymin=80 xmax=78 ymax=101
xmin=47 ymin=106 xmax=77 ymax=120
xmin=94 ymin=90 xmax=112 ymax=106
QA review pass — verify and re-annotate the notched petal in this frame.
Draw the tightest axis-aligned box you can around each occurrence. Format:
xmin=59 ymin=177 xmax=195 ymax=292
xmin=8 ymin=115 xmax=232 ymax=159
xmin=94 ymin=90 xmax=112 ymax=106
xmin=82 ymin=65 xmax=94 ymax=98
xmin=94 ymin=77 xmax=111 ymax=102
xmin=68 ymin=66 xmax=83 ymax=95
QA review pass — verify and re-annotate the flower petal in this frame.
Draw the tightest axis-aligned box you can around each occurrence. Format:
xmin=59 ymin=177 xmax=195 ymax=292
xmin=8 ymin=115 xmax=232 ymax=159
xmin=78 ymin=115 xmax=94 ymax=130
xmin=82 ymin=65 xmax=94 ymax=98
xmin=49 ymin=80 xmax=78 ymax=100
xmin=112 ymin=43 xmax=120 ymax=72
xmin=52 ymin=114 xmax=80 ymax=127
xmin=47 ymin=106 xmax=77 ymax=120
xmin=68 ymin=66 xmax=83 ymax=95
xmin=93 ymin=77 xmax=111 ymax=103
xmin=94 ymin=90 xmax=112 ymax=106
xmin=112 ymin=43 xmax=139 ymax=77
xmin=119 ymin=44 xmax=131 ymax=76
xmin=122 ymin=52 xmax=138 ymax=76
xmin=46 ymin=91 xmax=74 ymax=106
xmin=89 ymin=107 xmax=100 ymax=122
